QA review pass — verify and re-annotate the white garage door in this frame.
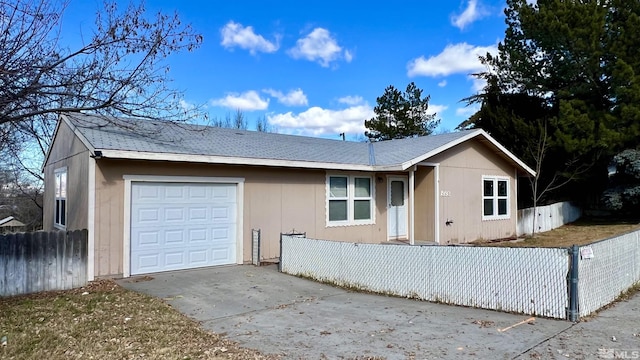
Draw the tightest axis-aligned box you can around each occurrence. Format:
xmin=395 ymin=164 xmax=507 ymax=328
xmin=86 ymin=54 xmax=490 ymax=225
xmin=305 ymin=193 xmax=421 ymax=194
xmin=130 ymin=182 xmax=237 ymax=275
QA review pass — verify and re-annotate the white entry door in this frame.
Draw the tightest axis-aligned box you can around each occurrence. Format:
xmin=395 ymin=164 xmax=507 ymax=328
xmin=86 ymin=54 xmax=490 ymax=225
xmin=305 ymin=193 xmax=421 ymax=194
xmin=130 ymin=182 xmax=237 ymax=275
xmin=387 ymin=177 xmax=408 ymax=239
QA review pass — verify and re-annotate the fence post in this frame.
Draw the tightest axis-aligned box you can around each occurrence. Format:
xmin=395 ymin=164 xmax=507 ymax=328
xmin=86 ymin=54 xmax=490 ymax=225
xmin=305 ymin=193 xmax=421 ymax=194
xmin=278 ymin=233 xmax=283 ymax=272
xmin=568 ymin=244 xmax=579 ymax=322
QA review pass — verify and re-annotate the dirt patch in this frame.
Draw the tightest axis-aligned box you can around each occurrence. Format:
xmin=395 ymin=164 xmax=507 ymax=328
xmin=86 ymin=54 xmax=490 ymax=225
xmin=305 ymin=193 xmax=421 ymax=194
xmin=0 ymin=280 xmax=279 ymax=360
xmin=473 ymin=217 xmax=640 ymax=248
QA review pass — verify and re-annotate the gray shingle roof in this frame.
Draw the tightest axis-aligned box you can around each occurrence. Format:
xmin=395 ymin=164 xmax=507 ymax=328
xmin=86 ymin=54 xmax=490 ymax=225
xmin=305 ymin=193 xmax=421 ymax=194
xmin=62 ymin=113 xmax=479 ymax=169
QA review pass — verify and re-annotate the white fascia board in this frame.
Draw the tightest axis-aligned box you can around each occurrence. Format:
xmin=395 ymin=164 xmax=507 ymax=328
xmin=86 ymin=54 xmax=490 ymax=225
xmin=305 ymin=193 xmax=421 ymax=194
xmin=398 ymin=130 xmax=484 ymax=170
xmin=41 ymin=118 xmax=64 ymax=172
xmin=100 ymin=150 xmax=376 ymax=172
xmin=398 ymin=129 xmax=536 ymax=176
xmin=476 ymin=129 xmax=536 ymax=176
xmin=60 ymin=114 xmax=97 ymax=154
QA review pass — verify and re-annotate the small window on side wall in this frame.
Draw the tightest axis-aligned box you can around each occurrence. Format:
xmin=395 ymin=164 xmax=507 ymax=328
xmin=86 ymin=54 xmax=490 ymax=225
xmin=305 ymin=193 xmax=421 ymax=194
xmin=482 ymin=176 xmax=509 ymax=220
xmin=327 ymin=175 xmax=374 ymax=226
xmin=54 ymin=168 xmax=67 ymax=229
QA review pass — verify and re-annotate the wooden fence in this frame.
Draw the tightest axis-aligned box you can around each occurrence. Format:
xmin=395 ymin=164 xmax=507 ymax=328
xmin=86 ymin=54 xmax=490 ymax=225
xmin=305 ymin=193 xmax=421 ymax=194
xmin=0 ymin=229 xmax=88 ymax=297
xmin=517 ymin=202 xmax=582 ymax=236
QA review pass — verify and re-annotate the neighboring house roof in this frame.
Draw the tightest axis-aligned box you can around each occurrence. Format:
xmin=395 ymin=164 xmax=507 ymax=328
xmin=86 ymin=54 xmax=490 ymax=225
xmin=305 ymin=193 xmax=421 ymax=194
xmin=53 ymin=112 xmax=535 ymax=175
xmin=0 ymin=216 xmax=25 ymax=228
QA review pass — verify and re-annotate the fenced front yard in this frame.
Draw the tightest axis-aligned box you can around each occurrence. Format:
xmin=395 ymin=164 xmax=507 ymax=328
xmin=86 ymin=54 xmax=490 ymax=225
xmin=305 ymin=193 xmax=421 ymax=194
xmin=280 ymin=228 xmax=640 ymax=321
xmin=0 ymin=229 xmax=88 ymax=297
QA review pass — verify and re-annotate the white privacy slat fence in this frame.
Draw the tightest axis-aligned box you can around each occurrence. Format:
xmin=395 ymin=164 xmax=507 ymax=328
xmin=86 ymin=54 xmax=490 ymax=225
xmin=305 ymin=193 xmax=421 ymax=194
xmin=280 ymin=228 xmax=640 ymax=321
xmin=578 ymin=230 xmax=640 ymax=317
xmin=517 ymin=201 xmax=582 ymax=236
xmin=280 ymin=236 xmax=569 ymax=319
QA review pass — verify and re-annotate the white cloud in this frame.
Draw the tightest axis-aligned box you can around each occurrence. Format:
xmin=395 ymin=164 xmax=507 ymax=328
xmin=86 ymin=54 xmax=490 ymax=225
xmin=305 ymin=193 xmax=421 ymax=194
xmin=179 ymin=99 xmax=196 ymax=111
xmin=470 ymin=75 xmax=487 ymax=93
xmin=438 ymin=80 xmax=447 ymax=87
xmin=427 ymin=104 xmax=448 ymax=116
xmin=338 ymin=95 xmax=364 ymax=106
xmin=268 ymin=105 xmax=374 ymax=136
xmin=344 ymin=49 xmax=353 ymax=63
xmin=263 ymin=88 xmax=308 ymax=106
xmin=220 ymin=21 xmax=279 ymax=55
xmin=211 ymin=90 xmax=269 ymax=111
xmin=456 ymin=105 xmax=479 ymax=117
xmin=451 ymin=0 xmax=488 ymax=30
xmin=288 ymin=28 xmax=351 ymax=67
xmin=407 ymin=42 xmax=497 ymax=77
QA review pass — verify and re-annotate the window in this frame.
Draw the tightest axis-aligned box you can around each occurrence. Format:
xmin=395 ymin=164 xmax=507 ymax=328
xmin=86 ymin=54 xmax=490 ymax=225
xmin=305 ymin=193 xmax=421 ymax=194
xmin=54 ymin=168 xmax=67 ymax=228
xmin=482 ymin=176 xmax=509 ymax=220
xmin=327 ymin=175 xmax=373 ymax=225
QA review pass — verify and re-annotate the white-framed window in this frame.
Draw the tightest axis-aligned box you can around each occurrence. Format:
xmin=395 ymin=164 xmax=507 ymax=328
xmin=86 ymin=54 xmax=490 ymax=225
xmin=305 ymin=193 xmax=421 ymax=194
xmin=54 ymin=168 xmax=67 ymax=229
xmin=327 ymin=175 xmax=374 ymax=226
xmin=482 ymin=176 xmax=510 ymax=220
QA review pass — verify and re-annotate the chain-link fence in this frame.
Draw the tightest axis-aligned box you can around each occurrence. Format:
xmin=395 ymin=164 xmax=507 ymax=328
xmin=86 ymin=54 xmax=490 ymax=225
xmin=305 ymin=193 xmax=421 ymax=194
xmin=280 ymin=228 xmax=640 ymax=321
xmin=280 ymin=236 xmax=569 ymax=319
xmin=578 ymin=230 xmax=640 ymax=317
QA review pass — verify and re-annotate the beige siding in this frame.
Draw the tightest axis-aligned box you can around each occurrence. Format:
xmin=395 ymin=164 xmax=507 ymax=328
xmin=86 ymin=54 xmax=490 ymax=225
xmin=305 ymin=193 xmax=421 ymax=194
xmin=43 ymin=121 xmax=89 ymax=231
xmin=430 ymin=139 xmax=518 ymax=244
xmin=414 ymin=166 xmax=435 ymax=241
xmin=94 ymin=160 xmax=389 ymax=277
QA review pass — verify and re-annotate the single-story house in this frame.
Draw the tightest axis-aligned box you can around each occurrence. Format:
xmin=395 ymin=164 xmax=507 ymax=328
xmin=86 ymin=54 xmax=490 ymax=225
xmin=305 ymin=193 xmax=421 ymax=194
xmin=43 ymin=113 xmax=535 ymax=279
xmin=0 ymin=216 xmax=25 ymax=234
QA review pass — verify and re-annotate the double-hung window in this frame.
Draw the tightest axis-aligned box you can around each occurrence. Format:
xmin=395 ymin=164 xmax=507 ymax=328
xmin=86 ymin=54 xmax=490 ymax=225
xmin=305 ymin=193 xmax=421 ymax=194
xmin=54 ymin=168 xmax=67 ymax=228
xmin=482 ymin=176 xmax=509 ymax=220
xmin=327 ymin=175 xmax=373 ymax=225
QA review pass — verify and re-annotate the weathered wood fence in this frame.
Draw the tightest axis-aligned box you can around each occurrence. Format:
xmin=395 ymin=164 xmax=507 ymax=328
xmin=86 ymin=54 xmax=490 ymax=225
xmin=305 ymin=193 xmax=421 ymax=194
xmin=0 ymin=229 xmax=88 ymax=297
xmin=517 ymin=201 xmax=582 ymax=236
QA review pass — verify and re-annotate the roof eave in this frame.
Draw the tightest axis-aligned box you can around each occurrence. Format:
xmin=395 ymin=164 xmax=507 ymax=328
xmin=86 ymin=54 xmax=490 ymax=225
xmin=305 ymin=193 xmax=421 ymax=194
xmin=396 ymin=129 xmax=485 ymax=171
xmin=42 ymin=113 xmax=98 ymax=172
xmin=98 ymin=149 xmax=377 ymax=172
xmin=398 ymin=129 xmax=536 ymax=176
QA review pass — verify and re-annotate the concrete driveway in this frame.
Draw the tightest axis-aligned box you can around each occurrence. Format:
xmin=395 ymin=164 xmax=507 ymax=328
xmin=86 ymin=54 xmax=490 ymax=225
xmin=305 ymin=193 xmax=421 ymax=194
xmin=118 ymin=265 xmax=639 ymax=359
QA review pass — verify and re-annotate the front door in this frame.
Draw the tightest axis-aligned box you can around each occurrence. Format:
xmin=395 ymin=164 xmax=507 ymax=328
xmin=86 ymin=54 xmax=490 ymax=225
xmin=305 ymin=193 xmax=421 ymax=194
xmin=387 ymin=177 xmax=408 ymax=240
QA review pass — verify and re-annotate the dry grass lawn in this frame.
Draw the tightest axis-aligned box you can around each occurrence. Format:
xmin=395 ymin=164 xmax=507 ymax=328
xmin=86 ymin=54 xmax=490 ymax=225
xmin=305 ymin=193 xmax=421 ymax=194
xmin=0 ymin=280 xmax=279 ymax=360
xmin=474 ymin=217 xmax=640 ymax=248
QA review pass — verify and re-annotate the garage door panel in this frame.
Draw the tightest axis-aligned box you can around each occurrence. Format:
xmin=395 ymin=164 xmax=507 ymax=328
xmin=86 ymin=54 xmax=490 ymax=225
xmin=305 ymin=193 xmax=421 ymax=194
xmin=188 ymin=186 xmax=208 ymax=199
xmin=136 ymin=230 xmax=161 ymax=246
xmin=165 ymin=230 xmax=186 ymax=245
xmin=134 ymin=208 xmax=160 ymax=224
xmin=135 ymin=253 xmax=160 ymax=272
xmin=137 ymin=186 xmax=160 ymax=200
xmin=164 ymin=251 xmax=185 ymax=267
xmin=211 ymin=247 xmax=233 ymax=262
xmin=212 ymin=185 xmax=235 ymax=200
xmin=212 ymin=206 xmax=235 ymax=222
xmin=189 ymin=207 xmax=208 ymax=221
xmin=164 ymin=186 xmax=184 ymax=199
xmin=188 ymin=228 xmax=208 ymax=243
xmin=131 ymin=182 xmax=238 ymax=275
xmin=188 ymin=249 xmax=208 ymax=264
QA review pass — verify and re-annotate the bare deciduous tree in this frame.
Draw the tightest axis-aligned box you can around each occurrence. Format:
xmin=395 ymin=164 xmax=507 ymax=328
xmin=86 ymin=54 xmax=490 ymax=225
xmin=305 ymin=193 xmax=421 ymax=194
xmin=0 ymin=0 xmax=203 ymax=228
xmin=1 ymin=0 xmax=203 ymax=129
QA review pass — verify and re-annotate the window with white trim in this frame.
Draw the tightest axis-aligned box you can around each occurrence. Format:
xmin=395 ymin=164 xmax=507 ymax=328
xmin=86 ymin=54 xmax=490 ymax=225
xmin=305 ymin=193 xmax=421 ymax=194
xmin=54 ymin=168 xmax=67 ymax=228
xmin=327 ymin=175 xmax=374 ymax=225
xmin=482 ymin=176 xmax=509 ymax=220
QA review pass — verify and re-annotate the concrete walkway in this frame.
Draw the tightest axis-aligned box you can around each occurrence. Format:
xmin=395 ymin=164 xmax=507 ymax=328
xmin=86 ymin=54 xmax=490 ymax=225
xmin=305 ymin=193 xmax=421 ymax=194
xmin=118 ymin=265 xmax=639 ymax=359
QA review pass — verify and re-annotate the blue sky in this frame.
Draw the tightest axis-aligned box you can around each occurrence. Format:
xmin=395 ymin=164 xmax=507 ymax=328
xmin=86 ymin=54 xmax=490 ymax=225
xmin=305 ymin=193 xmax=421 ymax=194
xmin=63 ymin=0 xmax=509 ymax=140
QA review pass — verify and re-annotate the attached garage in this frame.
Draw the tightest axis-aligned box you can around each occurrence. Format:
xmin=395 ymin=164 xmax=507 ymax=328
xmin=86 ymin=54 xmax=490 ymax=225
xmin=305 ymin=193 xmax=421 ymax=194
xmin=124 ymin=176 xmax=244 ymax=276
